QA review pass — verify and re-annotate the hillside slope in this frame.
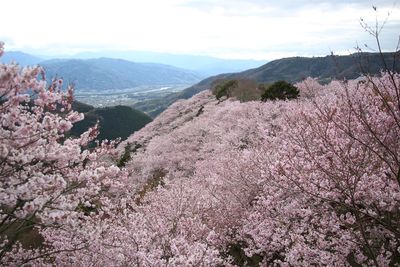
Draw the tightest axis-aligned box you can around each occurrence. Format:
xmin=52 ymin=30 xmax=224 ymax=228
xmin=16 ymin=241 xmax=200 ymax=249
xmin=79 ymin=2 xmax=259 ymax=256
xmin=134 ymin=52 xmax=399 ymax=117
xmin=101 ymin=72 xmax=399 ymax=266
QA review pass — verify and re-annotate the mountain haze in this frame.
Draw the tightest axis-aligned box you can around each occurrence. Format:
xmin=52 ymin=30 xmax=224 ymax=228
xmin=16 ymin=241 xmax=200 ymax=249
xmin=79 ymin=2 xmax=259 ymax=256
xmin=0 ymin=51 xmax=43 ymax=66
xmin=1 ymin=50 xmax=266 ymax=76
xmin=74 ymin=50 xmax=267 ymax=75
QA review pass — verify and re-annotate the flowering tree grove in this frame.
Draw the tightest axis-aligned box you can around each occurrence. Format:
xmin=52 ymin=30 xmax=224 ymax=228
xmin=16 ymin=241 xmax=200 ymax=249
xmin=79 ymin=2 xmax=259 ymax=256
xmin=114 ymin=68 xmax=399 ymax=266
xmin=1 ymin=38 xmax=399 ymax=265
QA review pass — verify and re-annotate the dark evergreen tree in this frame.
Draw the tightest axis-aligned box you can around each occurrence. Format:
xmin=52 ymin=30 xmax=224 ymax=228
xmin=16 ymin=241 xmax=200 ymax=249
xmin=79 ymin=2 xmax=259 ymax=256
xmin=261 ymin=80 xmax=299 ymax=101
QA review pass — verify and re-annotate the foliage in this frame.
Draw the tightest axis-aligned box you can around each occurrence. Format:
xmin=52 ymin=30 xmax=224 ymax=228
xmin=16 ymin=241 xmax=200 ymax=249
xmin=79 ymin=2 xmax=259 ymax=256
xmin=212 ymin=79 xmax=261 ymax=102
xmin=212 ymin=79 xmax=238 ymax=100
xmin=70 ymin=105 xmax=152 ymax=142
xmin=260 ymin=80 xmax=299 ymax=101
xmin=72 ymin=100 xmax=94 ymax=113
xmin=117 ymin=142 xmax=143 ymax=168
xmin=117 ymin=143 xmax=133 ymax=168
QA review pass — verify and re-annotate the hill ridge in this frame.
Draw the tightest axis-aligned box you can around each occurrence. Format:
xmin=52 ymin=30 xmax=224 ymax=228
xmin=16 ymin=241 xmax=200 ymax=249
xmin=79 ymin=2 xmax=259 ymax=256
xmin=133 ymin=52 xmax=400 ymax=117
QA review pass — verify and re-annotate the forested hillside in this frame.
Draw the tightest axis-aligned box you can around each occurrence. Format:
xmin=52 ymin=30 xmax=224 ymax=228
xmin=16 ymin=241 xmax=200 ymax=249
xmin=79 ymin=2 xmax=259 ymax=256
xmin=70 ymin=102 xmax=152 ymax=142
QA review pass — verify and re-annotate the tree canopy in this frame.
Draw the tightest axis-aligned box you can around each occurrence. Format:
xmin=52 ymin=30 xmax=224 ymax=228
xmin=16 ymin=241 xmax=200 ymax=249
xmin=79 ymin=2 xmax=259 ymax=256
xmin=261 ymin=80 xmax=299 ymax=101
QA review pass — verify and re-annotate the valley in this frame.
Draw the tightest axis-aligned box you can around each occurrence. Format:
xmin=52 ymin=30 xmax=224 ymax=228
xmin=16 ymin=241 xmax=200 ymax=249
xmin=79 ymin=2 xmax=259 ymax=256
xmin=74 ymin=84 xmax=192 ymax=107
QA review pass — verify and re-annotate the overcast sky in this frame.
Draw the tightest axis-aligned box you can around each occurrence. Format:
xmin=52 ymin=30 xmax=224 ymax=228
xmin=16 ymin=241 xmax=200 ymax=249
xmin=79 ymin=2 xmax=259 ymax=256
xmin=1 ymin=0 xmax=399 ymax=60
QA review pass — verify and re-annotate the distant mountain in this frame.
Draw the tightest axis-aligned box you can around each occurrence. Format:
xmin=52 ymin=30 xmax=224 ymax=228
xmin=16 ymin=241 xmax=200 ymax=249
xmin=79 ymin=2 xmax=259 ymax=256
xmin=133 ymin=52 xmax=400 ymax=117
xmin=70 ymin=101 xmax=152 ymax=142
xmin=40 ymin=58 xmax=204 ymax=91
xmin=1 ymin=49 xmax=265 ymax=83
xmin=74 ymin=50 xmax=267 ymax=75
xmin=0 ymin=51 xmax=43 ymax=66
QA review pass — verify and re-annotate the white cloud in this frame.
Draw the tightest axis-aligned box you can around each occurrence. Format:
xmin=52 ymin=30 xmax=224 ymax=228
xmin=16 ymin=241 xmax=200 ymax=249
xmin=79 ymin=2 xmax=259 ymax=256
xmin=0 ymin=0 xmax=399 ymax=59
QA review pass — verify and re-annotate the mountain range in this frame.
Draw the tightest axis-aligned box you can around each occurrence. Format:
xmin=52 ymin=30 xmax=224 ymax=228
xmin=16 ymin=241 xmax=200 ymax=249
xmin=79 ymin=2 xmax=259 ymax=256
xmin=74 ymin=50 xmax=267 ymax=75
xmin=133 ymin=52 xmax=400 ymax=117
xmin=40 ymin=58 xmax=204 ymax=90
xmin=0 ymin=51 xmax=205 ymax=91
xmin=1 ymin=50 xmax=266 ymax=76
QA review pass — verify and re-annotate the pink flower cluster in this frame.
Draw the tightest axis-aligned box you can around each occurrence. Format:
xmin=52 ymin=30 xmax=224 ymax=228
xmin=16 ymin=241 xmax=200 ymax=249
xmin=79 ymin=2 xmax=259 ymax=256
xmin=0 ymin=43 xmax=128 ymax=265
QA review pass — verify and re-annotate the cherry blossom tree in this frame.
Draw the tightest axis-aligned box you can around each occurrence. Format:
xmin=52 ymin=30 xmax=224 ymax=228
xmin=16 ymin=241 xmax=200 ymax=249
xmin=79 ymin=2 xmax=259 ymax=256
xmin=0 ymin=42 xmax=128 ymax=265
